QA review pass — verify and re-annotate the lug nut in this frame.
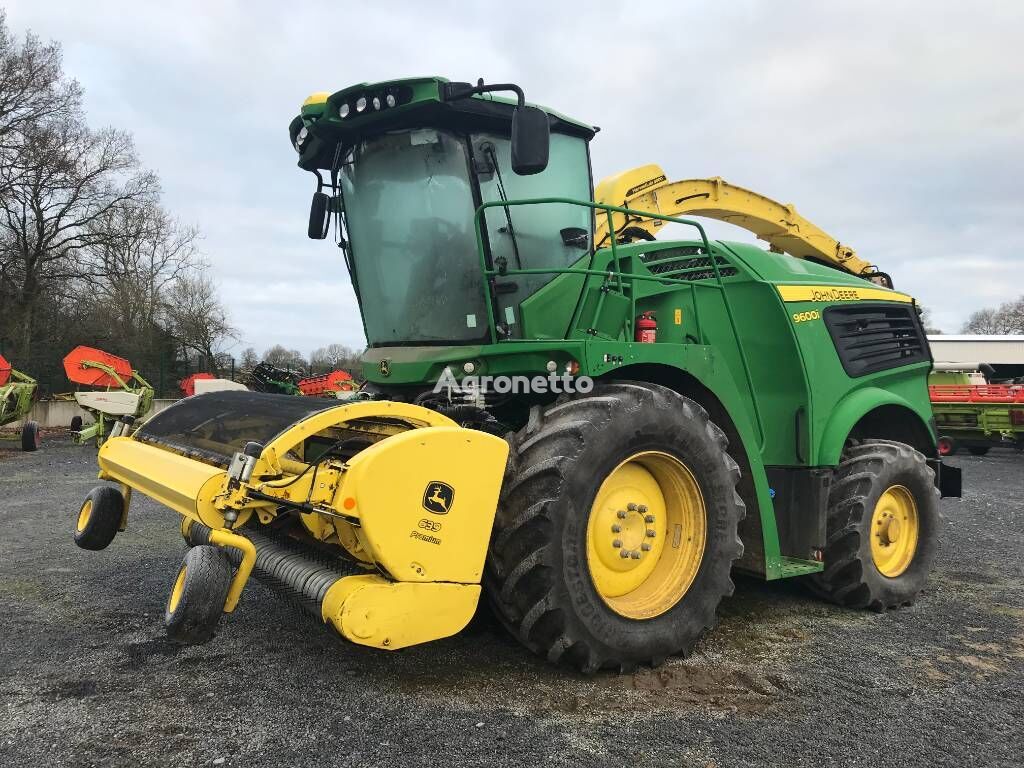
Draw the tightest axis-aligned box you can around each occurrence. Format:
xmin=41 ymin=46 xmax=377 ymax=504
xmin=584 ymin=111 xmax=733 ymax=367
xmin=627 ymin=503 xmax=638 ymax=511
xmin=617 ymin=510 xmax=627 ymax=519
xmin=644 ymin=514 xmax=655 ymax=524
xmin=641 ymin=543 xmax=652 ymax=551
xmin=638 ymin=504 xmax=648 ymax=513
xmin=612 ymin=539 xmax=622 ymax=548
xmin=630 ymin=551 xmax=641 ymax=560
xmin=620 ymin=550 xmax=631 ymax=559
xmin=611 ymin=524 xmax=622 ymax=533
xmin=646 ymin=530 xmax=657 ymax=538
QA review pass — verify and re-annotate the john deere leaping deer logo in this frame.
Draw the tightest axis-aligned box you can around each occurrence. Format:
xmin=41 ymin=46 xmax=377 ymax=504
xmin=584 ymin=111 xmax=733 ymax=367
xmin=422 ymin=481 xmax=454 ymax=515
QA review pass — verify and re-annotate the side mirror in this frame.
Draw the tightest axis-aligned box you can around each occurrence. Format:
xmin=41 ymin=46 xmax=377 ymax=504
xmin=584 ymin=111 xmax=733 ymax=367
xmin=511 ymin=106 xmax=549 ymax=175
xmin=308 ymin=192 xmax=330 ymax=239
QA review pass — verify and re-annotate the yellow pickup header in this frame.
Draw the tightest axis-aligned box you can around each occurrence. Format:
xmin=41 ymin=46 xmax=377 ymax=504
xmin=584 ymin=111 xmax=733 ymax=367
xmin=775 ymin=285 xmax=913 ymax=304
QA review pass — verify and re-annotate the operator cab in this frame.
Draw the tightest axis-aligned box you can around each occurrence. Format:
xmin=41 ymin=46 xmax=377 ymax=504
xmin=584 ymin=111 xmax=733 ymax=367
xmin=291 ymin=77 xmax=598 ymax=347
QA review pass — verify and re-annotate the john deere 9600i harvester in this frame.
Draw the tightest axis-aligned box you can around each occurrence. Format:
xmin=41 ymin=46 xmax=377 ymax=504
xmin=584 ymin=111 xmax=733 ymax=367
xmin=74 ymin=77 xmax=960 ymax=672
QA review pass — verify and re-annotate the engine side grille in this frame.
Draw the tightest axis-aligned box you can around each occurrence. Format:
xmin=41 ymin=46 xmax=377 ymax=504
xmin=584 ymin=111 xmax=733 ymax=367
xmin=824 ymin=303 xmax=930 ymax=377
xmin=638 ymin=248 xmax=738 ymax=281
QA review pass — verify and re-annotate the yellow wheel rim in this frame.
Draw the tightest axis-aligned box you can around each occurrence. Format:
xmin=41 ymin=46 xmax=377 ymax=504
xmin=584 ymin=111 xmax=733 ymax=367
xmin=76 ymin=500 xmax=93 ymax=533
xmin=168 ymin=566 xmax=187 ymax=614
xmin=586 ymin=451 xmax=707 ymax=620
xmin=870 ymin=485 xmax=919 ymax=577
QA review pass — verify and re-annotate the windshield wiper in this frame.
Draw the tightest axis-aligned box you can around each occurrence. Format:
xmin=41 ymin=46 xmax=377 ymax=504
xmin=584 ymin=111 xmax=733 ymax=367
xmin=482 ymin=142 xmax=523 ymax=273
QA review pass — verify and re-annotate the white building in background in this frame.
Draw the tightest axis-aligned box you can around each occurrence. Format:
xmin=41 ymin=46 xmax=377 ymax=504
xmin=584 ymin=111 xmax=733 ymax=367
xmin=927 ymin=335 xmax=1024 ymax=366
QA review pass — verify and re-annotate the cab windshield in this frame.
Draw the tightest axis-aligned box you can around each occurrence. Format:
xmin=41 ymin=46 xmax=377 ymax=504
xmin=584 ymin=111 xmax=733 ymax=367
xmin=339 ymin=127 xmax=591 ymax=346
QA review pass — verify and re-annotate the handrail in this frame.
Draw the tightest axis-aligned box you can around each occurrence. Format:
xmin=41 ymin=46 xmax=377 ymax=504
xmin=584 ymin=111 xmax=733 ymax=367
xmin=472 ymin=195 xmax=766 ymax=444
xmin=472 ymin=196 xmax=713 ymax=345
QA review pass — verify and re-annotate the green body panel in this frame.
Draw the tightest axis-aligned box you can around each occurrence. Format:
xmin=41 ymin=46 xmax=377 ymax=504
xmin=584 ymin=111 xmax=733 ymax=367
xmin=294 ymin=77 xmax=937 ymax=582
xmin=362 ymin=234 xmax=934 ymax=580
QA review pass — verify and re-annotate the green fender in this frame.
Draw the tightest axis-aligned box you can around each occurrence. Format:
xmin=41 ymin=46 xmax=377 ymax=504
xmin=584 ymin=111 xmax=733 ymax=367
xmin=816 ymin=387 xmax=932 ymax=466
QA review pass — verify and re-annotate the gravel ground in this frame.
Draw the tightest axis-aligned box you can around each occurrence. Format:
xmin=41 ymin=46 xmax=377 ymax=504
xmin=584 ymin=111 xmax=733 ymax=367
xmin=1 ymin=437 xmax=1021 ymax=767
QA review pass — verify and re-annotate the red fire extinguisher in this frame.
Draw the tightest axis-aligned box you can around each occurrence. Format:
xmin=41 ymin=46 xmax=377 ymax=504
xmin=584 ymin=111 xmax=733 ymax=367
xmin=635 ymin=311 xmax=657 ymax=343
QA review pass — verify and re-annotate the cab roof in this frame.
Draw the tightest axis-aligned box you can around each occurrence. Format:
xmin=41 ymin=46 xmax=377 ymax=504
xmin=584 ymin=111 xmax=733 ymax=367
xmin=290 ymin=76 xmax=596 ymax=171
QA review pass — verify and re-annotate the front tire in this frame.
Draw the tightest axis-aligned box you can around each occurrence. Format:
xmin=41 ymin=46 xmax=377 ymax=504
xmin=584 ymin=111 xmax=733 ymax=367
xmin=486 ymin=382 xmax=744 ymax=673
xmin=74 ymin=486 xmax=124 ymax=550
xmin=165 ymin=545 xmax=233 ymax=644
xmin=808 ymin=441 xmax=941 ymax=610
xmin=21 ymin=420 xmax=39 ymax=452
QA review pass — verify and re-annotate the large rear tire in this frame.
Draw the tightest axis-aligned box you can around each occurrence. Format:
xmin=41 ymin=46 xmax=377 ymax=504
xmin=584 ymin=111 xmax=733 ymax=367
xmin=485 ymin=382 xmax=744 ymax=673
xmin=807 ymin=440 xmax=940 ymax=610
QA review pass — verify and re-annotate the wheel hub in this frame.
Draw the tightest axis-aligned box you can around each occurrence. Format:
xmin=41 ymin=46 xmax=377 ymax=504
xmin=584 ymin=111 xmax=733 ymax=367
xmin=586 ymin=451 xmax=707 ymax=620
xmin=76 ymin=499 xmax=93 ymax=533
xmin=168 ymin=565 xmax=187 ymax=614
xmin=870 ymin=485 xmax=919 ymax=578
xmin=588 ymin=465 xmax=666 ymax=590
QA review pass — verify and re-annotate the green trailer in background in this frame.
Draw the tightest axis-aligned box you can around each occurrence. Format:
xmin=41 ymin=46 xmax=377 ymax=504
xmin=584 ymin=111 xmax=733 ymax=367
xmin=930 ymin=368 xmax=1024 ymax=455
xmin=0 ymin=353 xmax=40 ymax=451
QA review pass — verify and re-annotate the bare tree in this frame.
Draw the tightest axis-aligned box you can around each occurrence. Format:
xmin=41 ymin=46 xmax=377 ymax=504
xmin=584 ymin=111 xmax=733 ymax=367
xmin=999 ymin=297 xmax=1024 ymax=333
xmin=961 ymin=297 xmax=1024 ymax=334
xmin=0 ymin=12 xmax=84 ymax=337
xmin=239 ymin=346 xmax=259 ymax=371
xmin=0 ymin=12 xmax=81 ymax=193
xmin=918 ymin=306 xmax=942 ymax=335
xmin=163 ymin=271 xmax=237 ymax=375
xmin=310 ymin=342 xmax=361 ymax=373
xmin=262 ymin=344 xmax=307 ymax=372
xmin=0 ymin=15 xmax=229 ymax=397
xmin=82 ymin=200 xmax=200 ymax=335
xmin=0 ymin=116 xmax=158 ymax=354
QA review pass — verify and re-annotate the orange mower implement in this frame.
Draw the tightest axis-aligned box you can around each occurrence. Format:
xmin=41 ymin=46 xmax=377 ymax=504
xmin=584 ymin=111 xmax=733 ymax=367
xmin=179 ymin=373 xmax=216 ymax=397
xmin=63 ymin=346 xmax=155 ymax=446
xmin=297 ymin=369 xmax=356 ymax=397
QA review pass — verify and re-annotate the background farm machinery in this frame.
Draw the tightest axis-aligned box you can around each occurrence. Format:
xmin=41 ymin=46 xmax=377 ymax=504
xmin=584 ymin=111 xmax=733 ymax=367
xmin=0 ymin=353 xmax=40 ymax=451
xmin=930 ymin=368 xmax=1024 ymax=455
xmin=63 ymin=346 xmax=154 ymax=446
xmin=246 ymin=362 xmax=357 ymax=398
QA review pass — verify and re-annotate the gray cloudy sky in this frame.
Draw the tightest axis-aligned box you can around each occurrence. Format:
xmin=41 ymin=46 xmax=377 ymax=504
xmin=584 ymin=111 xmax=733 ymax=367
xmin=8 ymin=1 xmax=1023 ymax=355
